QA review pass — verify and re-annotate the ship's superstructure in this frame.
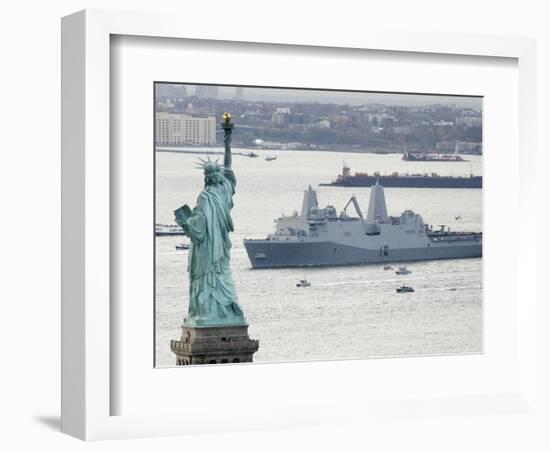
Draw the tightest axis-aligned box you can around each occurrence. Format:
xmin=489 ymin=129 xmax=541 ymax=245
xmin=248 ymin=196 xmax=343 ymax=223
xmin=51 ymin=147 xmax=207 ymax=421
xmin=243 ymin=183 xmax=482 ymax=268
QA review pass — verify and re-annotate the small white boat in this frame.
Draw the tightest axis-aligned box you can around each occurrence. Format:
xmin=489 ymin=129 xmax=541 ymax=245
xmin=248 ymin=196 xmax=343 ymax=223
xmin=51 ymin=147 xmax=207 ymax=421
xmin=175 ymin=243 xmax=190 ymax=250
xmin=296 ymin=279 xmax=311 ymax=288
xmin=396 ymin=284 xmax=415 ymax=293
xmin=156 ymin=223 xmax=186 ymax=236
xmin=383 ymin=265 xmax=393 ymax=270
xmin=395 ymin=265 xmax=411 ymax=275
xmin=265 ymin=155 xmax=277 ymax=161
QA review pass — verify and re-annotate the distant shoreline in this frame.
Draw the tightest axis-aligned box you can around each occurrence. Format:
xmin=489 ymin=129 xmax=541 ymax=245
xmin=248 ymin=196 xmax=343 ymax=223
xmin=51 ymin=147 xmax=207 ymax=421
xmin=155 ymin=146 xmax=407 ymax=155
xmin=155 ymin=146 xmax=482 ymax=157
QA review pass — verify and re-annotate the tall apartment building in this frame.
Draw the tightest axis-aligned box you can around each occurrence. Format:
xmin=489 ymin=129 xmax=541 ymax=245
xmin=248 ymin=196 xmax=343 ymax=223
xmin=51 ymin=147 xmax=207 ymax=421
xmin=271 ymin=107 xmax=291 ymax=126
xmin=156 ymin=113 xmax=216 ymax=146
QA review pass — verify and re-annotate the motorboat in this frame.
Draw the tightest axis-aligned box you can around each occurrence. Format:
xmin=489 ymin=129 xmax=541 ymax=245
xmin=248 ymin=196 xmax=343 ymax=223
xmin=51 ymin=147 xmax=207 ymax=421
xmin=395 ymin=265 xmax=411 ymax=275
xmin=296 ymin=279 xmax=311 ymax=288
xmin=396 ymin=284 xmax=415 ymax=293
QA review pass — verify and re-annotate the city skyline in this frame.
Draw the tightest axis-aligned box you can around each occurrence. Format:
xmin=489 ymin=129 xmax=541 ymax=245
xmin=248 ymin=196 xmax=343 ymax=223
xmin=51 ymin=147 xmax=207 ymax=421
xmin=155 ymin=82 xmax=482 ymax=152
xmin=156 ymin=83 xmax=482 ymax=110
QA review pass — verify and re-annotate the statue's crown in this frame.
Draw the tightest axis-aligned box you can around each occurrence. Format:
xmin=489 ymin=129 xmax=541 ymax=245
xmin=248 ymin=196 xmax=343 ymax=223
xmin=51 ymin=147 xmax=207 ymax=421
xmin=195 ymin=156 xmax=223 ymax=173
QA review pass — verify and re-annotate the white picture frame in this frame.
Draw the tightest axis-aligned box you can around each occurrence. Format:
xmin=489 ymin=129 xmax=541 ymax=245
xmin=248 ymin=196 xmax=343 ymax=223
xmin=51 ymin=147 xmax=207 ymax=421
xmin=61 ymin=9 xmax=537 ymax=441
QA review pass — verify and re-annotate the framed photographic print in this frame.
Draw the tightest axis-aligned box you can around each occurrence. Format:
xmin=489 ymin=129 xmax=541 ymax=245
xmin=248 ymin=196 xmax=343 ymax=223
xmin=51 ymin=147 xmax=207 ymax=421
xmin=154 ymin=83 xmax=483 ymax=369
xmin=61 ymin=9 xmax=538 ymax=441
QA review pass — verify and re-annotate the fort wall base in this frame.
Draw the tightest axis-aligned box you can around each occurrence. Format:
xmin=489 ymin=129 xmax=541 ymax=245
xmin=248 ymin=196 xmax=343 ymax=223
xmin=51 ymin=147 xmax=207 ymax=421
xmin=170 ymin=324 xmax=259 ymax=365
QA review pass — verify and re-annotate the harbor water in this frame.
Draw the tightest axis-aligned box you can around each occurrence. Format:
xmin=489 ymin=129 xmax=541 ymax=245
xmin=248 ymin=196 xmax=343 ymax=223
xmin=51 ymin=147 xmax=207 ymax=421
xmin=155 ymin=149 xmax=482 ymax=367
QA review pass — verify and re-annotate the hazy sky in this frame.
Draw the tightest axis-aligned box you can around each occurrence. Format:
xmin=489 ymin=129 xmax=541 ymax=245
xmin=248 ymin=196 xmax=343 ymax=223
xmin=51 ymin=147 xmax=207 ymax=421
xmin=171 ymin=84 xmax=482 ymax=110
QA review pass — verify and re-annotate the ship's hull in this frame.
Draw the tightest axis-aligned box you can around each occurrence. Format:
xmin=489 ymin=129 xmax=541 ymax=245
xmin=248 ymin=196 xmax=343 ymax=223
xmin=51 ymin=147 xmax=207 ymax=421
xmin=243 ymin=239 xmax=482 ymax=268
xmin=321 ymin=175 xmax=482 ymax=189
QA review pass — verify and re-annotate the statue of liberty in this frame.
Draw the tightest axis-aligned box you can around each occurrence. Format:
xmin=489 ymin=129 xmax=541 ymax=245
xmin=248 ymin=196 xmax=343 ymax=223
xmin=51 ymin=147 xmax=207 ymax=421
xmin=174 ymin=112 xmax=246 ymax=327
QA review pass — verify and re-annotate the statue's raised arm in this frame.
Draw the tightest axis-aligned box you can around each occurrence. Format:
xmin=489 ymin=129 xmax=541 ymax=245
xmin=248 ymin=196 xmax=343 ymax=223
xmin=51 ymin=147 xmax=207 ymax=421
xmin=222 ymin=112 xmax=233 ymax=169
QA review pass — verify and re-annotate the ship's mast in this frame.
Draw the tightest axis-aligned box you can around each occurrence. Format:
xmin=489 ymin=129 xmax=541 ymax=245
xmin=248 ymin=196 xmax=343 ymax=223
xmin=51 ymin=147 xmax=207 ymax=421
xmin=300 ymin=185 xmax=318 ymax=217
xmin=366 ymin=179 xmax=388 ymax=223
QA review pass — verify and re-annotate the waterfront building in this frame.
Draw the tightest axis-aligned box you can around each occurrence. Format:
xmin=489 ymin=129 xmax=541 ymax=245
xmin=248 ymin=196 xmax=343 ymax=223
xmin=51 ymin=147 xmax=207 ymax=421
xmin=317 ymin=119 xmax=331 ymax=128
xmin=155 ymin=112 xmax=216 ymax=146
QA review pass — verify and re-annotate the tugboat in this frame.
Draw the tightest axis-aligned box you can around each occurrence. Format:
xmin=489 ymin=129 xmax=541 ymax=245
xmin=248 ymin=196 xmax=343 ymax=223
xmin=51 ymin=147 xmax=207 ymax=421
xmin=175 ymin=243 xmax=190 ymax=250
xmin=395 ymin=265 xmax=411 ymax=275
xmin=296 ymin=279 xmax=311 ymax=288
xmin=396 ymin=284 xmax=415 ymax=293
xmin=383 ymin=265 xmax=393 ymax=271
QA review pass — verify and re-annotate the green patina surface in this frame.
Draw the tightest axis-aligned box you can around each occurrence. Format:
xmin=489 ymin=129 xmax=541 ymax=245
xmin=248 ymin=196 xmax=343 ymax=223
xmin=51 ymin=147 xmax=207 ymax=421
xmin=174 ymin=113 xmax=247 ymax=328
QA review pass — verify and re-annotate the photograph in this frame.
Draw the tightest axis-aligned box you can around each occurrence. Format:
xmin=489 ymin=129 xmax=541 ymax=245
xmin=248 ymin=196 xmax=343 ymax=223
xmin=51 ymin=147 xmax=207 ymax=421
xmin=154 ymin=83 xmax=483 ymax=367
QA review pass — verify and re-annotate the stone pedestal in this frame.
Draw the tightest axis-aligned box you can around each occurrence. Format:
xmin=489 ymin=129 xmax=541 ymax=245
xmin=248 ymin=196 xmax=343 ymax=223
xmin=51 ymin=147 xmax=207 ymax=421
xmin=171 ymin=324 xmax=259 ymax=365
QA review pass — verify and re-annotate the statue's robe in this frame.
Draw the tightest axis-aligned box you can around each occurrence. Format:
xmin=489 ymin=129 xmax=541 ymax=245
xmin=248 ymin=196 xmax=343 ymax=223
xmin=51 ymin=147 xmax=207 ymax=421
xmin=181 ymin=168 xmax=245 ymax=324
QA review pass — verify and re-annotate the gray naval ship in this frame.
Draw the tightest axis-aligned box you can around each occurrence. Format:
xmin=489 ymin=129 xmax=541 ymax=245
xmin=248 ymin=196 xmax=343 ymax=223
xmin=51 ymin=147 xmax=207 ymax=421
xmin=243 ymin=182 xmax=482 ymax=268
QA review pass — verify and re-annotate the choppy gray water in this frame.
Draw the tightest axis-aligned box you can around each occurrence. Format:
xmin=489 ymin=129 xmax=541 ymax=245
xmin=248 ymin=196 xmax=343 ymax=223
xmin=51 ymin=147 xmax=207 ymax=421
xmin=155 ymin=149 xmax=482 ymax=367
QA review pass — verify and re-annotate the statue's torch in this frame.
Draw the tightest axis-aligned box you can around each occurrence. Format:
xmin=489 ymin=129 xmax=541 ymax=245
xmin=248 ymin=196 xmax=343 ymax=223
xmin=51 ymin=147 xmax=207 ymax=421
xmin=221 ymin=112 xmax=233 ymax=169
